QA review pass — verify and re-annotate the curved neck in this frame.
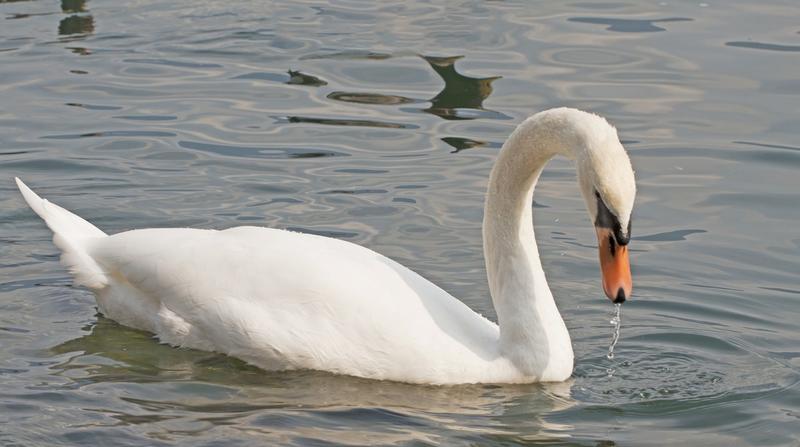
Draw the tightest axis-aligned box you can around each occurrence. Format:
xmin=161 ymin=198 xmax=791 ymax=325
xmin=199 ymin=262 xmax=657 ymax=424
xmin=483 ymin=116 xmax=575 ymax=378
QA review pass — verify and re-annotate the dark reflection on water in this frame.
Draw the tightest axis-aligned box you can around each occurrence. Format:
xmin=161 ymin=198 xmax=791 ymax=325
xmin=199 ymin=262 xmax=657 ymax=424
xmin=66 ymin=103 xmax=123 ymax=110
xmin=726 ymin=41 xmax=800 ymax=53
xmin=66 ymin=46 xmax=91 ymax=55
xmin=58 ymin=0 xmax=93 ymax=36
xmin=287 ymin=70 xmax=327 ymax=87
xmin=441 ymin=136 xmax=501 ymax=154
xmin=421 ymin=55 xmax=508 ymax=121
xmin=325 ymin=54 xmax=509 ymax=120
xmin=299 ymin=50 xmax=393 ymax=60
xmin=58 ymin=15 xmax=94 ymax=35
xmin=234 ymin=71 xmax=288 ymax=82
xmin=280 ymin=115 xmax=420 ymax=129
xmin=734 ymin=141 xmax=800 ymax=152
xmin=236 ymin=70 xmax=329 ymax=86
xmin=42 ymin=130 xmax=177 ymax=139
xmin=568 ymin=16 xmax=692 ymax=32
xmin=327 ymin=91 xmax=417 ymax=105
xmin=178 ymin=140 xmax=347 ymax=159
xmin=61 ymin=0 xmax=87 ymax=13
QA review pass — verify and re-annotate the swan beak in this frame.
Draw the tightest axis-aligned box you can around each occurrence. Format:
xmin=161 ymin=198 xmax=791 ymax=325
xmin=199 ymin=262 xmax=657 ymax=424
xmin=596 ymin=227 xmax=632 ymax=303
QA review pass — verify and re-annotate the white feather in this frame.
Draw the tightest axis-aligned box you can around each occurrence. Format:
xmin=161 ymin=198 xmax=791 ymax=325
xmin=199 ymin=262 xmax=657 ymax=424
xmin=16 ymin=108 xmax=636 ymax=384
xmin=16 ymin=178 xmax=107 ymax=289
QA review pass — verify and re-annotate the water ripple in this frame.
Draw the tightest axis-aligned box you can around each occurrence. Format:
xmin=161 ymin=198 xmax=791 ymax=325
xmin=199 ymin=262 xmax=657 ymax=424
xmin=1 ymin=0 xmax=799 ymax=445
xmin=279 ymin=116 xmax=420 ymax=129
xmin=178 ymin=140 xmax=348 ymax=159
xmin=726 ymin=41 xmax=800 ymax=53
xmin=568 ymin=16 xmax=692 ymax=32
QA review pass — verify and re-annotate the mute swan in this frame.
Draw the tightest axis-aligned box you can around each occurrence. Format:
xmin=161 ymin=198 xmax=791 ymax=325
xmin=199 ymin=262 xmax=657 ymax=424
xmin=16 ymin=107 xmax=635 ymax=384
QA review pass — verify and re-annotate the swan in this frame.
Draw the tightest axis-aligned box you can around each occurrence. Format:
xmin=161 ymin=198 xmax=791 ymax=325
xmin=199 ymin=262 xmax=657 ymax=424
xmin=15 ymin=107 xmax=635 ymax=384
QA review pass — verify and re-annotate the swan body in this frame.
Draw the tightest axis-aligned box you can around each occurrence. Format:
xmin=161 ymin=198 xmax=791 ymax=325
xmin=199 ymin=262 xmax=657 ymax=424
xmin=16 ymin=107 xmax=636 ymax=384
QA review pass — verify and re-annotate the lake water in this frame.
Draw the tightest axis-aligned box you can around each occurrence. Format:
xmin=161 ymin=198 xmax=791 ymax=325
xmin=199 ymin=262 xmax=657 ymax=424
xmin=1 ymin=0 xmax=799 ymax=445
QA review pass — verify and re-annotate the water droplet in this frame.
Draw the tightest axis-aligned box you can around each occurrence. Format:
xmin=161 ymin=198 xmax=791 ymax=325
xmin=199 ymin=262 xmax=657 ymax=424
xmin=607 ymin=303 xmax=622 ymax=356
xmin=606 ymin=303 xmax=622 ymax=366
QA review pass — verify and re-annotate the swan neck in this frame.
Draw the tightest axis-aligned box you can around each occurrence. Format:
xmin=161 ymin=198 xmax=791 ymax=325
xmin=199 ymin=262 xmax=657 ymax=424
xmin=483 ymin=117 xmax=574 ymax=377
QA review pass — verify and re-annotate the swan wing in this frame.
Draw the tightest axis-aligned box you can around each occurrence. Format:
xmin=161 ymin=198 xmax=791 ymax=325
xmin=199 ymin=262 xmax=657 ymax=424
xmin=90 ymin=226 xmax=499 ymax=382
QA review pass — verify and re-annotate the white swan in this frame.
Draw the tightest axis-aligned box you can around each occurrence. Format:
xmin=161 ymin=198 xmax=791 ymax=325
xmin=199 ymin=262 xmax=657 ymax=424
xmin=16 ymin=107 xmax=635 ymax=384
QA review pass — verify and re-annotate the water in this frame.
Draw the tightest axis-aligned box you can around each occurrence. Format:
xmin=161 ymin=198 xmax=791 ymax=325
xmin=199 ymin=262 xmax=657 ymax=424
xmin=607 ymin=304 xmax=621 ymax=362
xmin=1 ymin=0 xmax=799 ymax=445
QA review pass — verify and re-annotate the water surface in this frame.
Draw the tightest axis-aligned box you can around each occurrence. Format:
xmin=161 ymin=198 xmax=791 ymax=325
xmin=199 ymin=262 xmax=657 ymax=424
xmin=1 ymin=1 xmax=799 ymax=445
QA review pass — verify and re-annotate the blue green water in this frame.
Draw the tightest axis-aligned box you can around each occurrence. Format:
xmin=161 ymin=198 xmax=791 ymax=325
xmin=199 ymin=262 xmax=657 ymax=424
xmin=1 ymin=1 xmax=799 ymax=445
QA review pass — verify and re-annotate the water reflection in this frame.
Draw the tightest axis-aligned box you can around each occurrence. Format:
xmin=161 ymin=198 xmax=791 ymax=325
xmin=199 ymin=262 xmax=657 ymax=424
xmin=299 ymin=50 xmax=393 ymax=61
xmin=59 ymin=15 xmax=94 ymax=36
xmin=61 ymin=0 xmax=87 ymax=13
xmin=726 ymin=41 xmax=800 ymax=53
xmin=49 ymin=317 xmax=579 ymax=444
xmin=421 ymin=55 xmax=505 ymax=120
xmin=568 ymin=16 xmax=691 ymax=32
xmin=178 ymin=140 xmax=347 ymax=159
xmin=7 ymin=12 xmax=55 ymax=20
xmin=327 ymin=91 xmax=416 ymax=106
xmin=234 ymin=70 xmax=328 ymax=86
xmin=326 ymin=54 xmax=507 ymax=121
xmin=279 ymin=115 xmax=419 ymax=129
xmin=441 ymin=136 xmax=500 ymax=154
xmin=250 ymin=54 xmax=512 ymax=128
xmin=287 ymin=69 xmax=328 ymax=87
xmin=59 ymin=0 xmax=93 ymax=37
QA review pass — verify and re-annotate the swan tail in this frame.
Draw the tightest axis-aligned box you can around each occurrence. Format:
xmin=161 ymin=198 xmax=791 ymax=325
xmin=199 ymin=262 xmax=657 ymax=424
xmin=15 ymin=178 xmax=109 ymax=289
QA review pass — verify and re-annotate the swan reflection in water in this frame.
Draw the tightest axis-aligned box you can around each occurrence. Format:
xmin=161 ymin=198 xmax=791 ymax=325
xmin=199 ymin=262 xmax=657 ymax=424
xmin=50 ymin=316 xmax=580 ymax=444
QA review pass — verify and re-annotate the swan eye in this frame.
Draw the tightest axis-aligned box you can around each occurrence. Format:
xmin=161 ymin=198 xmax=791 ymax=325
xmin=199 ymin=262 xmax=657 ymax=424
xmin=594 ymin=190 xmax=615 ymax=228
xmin=594 ymin=190 xmax=630 ymax=246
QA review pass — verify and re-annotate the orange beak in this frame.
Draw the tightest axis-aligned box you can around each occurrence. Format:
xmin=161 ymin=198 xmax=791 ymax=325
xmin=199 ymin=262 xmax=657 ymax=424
xmin=596 ymin=227 xmax=632 ymax=303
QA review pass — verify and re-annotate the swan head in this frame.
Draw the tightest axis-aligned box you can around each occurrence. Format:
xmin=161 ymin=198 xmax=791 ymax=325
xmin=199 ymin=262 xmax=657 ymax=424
xmin=491 ymin=108 xmax=636 ymax=304
xmin=567 ymin=110 xmax=636 ymax=303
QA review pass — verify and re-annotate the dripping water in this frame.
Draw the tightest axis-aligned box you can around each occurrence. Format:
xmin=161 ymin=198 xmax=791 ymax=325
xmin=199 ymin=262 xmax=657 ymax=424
xmin=606 ymin=303 xmax=622 ymax=377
